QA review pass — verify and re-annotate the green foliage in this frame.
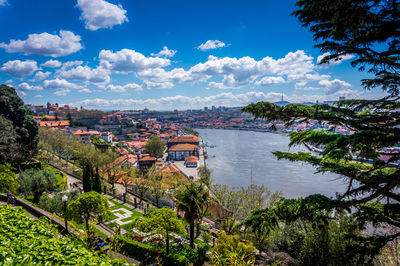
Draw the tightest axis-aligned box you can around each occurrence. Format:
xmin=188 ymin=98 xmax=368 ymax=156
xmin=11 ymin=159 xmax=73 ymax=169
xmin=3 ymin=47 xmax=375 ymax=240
xmin=42 ymin=164 xmax=67 ymax=189
xmin=136 ymin=207 xmax=185 ymax=254
xmin=68 ymin=191 xmax=110 ymax=230
xmin=0 ymin=204 xmax=126 ymax=265
xmin=39 ymin=190 xmax=80 ymax=216
xmin=38 ymin=127 xmax=117 ymax=170
xmin=210 ymin=231 xmax=255 ymax=266
xmin=242 ymin=208 xmax=279 ymax=254
xmin=18 ymin=168 xmax=58 ymax=203
xmin=0 ymin=85 xmax=39 ymax=164
xmin=292 ymin=0 xmax=399 ymax=95
xmin=0 ymin=163 xmax=19 ymax=193
xmin=212 ymin=183 xmax=281 ymax=234
xmin=82 ymin=163 xmax=93 ymax=192
xmin=183 ymin=127 xmax=199 ymax=136
xmin=144 ymin=134 xmax=165 ymax=158
xmin=268 ymin=213 xmax=373 ymax=266
xmin=175 ymin=181 xmax=210 ymax=249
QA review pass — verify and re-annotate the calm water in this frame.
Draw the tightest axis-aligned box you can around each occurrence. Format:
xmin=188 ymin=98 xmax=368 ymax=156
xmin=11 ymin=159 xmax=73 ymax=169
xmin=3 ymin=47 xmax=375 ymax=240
xmin=198 ymin=128 xmax=347 ymax=198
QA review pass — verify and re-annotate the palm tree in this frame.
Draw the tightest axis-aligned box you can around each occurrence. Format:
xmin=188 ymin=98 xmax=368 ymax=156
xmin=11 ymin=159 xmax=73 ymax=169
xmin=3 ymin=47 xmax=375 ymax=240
xmin=175 ymin=181 xmax=210 ymax=248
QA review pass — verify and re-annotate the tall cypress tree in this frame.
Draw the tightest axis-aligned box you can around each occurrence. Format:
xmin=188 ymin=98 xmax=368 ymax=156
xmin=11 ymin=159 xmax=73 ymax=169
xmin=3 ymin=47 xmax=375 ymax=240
xmin=82 ymin=163 xmax=92 ymax=192
xmin=93 ymin=167 xmax=102 ymax=194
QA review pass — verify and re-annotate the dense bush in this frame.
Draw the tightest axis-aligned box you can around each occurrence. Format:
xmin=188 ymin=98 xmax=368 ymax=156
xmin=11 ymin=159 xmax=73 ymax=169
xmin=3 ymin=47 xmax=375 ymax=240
xmin=116 ymin=234 xmax=207 ymax=265
xmin=269 ymin=214 xmax=373 ymax=266
xmin=0 ymin=204 xmax=125 ymax=265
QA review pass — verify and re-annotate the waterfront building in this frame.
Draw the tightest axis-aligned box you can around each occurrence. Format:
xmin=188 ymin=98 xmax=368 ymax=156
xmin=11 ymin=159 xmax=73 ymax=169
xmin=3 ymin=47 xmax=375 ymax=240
xmin=168 ymin=144 xmax=199 ymax=161
xmin=185 ymin=156 xmax=198 ymax=168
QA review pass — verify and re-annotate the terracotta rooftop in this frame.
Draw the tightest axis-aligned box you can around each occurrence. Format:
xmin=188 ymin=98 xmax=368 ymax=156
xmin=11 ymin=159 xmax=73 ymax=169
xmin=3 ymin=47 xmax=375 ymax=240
xmin=168 ymin=135 xmax=198 ymax=143
xmin=168 ymin=144 xmax=198 ymax=152
xmin=72 ymin=129 xmax=91 ymax=135
xmin=185 ymin=156 xmax=198 ymax=163
xmin=38 ymin=120 xmax=70 ymax=127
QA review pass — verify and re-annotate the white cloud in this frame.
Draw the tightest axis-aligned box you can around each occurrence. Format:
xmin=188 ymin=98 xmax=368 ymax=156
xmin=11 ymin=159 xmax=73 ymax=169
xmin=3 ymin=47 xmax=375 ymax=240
xmin=58 ymin=65 xmax=110 ymax=84
xmin=256 ymin=76 xmax=285 ymax=86
xmin=79 ymin=88 xmax=92 ymax=93
xmin=189 ymin=50 xmax=317 ymax=89
xmin=18 ymin=82 xmax=43 ymax=91
xmin=16 ymin=90 xmax=27 ymax=97
xmin=54 ymin=89 xmax=71 ymax=96
xmin=76 ymin=0 xmax=128 ymax=31
xmin=0 ymin=30 xmax=83 ymax=57
xmin=42 ymin=59 xmax=62 ymax=68
xmin=31 ymin=71 xmax=51 ymax=81
xmin=317 ymin=52 xmax=355 ymax=66
xmin=73 ymin=91 xmax=283 ymax=110
xmin=151 ymin=46 xmax=177 ymax=58
xmin=99 ymin=49 xmax=170 ymax=73
xmin=0 ymin=60 xmax=38 ymax=76
xmin=34 ymin=94 xmax=43 ymax=98
xmin=318 ymin=78 xmax=351 ymax=95
xmin=197 ymin=40 xmax=227 ymax=51
xmin=43 ymin=78 xmax=79 ymax=90
xmin=107 ymin=83 xmax=142 ymax=92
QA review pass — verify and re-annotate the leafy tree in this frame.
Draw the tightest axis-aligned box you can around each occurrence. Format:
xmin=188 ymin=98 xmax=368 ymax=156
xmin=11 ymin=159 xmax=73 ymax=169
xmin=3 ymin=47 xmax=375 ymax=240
xmin=240 ymin=0 xmax=400 ymax=259
xmin=68 ymin=191 xmax=110 ymax=231
xmin=67 ymin=112 xmax=72 ymax=123
xmin=136 ymin=207 xmax=185 ymax=255
xmin=175 ymin=181 xmax=210 ymax=248
xmin=292 ymin=0 xmax=399 ymax=95
xmin=39 ymin=190 xmax=80 ymax=216
xmin=268 ymin=213 xmax=371 ymax=266
xmin=93 ymin=167 xmax=102 ymax=194
xmin=197 ymin=165 xmax=212 ymax=186
xmin=0 ymin=163 xmax=19 ymax=193
xmin=18 ymin=168 xmax=57 ymax=203
xmin=146 ymin=165 xmax=167 ymax=207
xmin=242 ymin=209 xmax=279 ymax=255
xmin=144 ymin=135 xmax=165 ymax=158
xmin=82 ymin=163 xmax=93 ymax=192
xmin=210 ymin=231 xmax=255 ymax=266
xmin=212 ymin=184 xmax=280 ymax=234
xmin=0 ymin=85 xmax=39 ymax=164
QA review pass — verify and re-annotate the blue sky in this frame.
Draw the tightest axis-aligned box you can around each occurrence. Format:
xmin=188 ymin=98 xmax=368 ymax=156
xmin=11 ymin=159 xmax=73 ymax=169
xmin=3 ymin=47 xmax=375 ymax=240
xmin=0 ymin=0 xmax=385 ymax=110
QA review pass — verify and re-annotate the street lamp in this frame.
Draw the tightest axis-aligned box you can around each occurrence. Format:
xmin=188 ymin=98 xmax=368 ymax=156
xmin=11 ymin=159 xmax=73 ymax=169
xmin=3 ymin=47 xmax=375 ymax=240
xmin=62 ymin=195 xmax=68 ymax=234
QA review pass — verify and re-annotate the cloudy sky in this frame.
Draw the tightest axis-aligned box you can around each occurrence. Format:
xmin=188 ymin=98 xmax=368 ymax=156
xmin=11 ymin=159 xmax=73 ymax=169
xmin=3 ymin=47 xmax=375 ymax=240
xmin=0 ymin=0 xmax=386 ymax=110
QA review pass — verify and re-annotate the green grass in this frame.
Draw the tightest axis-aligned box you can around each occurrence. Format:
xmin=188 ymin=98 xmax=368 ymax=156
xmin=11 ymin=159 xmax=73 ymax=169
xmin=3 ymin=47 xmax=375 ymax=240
xmin=121 ymin=216 xmax=134 ymax=222
xmin=104 ymin=213 xmax=118 ymax=222
xmin=114 ymin=210 xmax=126 ymax=215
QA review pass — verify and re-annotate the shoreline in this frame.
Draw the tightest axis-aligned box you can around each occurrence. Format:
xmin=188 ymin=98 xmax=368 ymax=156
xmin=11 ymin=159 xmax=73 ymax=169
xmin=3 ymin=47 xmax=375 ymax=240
xmin=192 ymin=126 xmax=289 ymax=136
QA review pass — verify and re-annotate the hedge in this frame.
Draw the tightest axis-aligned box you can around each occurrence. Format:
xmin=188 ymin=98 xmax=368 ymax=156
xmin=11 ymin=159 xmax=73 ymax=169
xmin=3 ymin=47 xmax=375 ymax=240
xmin=116 ymin=235 xmax=190 ymax=265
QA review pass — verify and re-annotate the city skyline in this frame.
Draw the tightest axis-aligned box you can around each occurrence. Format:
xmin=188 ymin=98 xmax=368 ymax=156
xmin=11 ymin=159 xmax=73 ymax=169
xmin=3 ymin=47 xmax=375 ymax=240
xmin=0 ymin=0 xmax=387 ymax=110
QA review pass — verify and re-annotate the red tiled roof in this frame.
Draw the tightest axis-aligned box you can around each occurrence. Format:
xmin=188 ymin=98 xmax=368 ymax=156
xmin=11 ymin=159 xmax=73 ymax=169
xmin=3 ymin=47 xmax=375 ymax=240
xmin=185 ymin=156 xmax=198 ymax=163
xmin=168 ymin=135 xmax=198 ymax=143
xmin=168 ymin=144 xmax=198 ymax=152
xmin=39 ymin=120 xmax=70 ymax=127
xmin=72 ymin=129 xmax=90 ymax=135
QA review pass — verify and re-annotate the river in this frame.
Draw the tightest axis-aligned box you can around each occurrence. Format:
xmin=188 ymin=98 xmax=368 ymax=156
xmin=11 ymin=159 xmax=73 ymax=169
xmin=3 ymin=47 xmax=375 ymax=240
xmin=197 ymin=128 xmax=348 ymax=198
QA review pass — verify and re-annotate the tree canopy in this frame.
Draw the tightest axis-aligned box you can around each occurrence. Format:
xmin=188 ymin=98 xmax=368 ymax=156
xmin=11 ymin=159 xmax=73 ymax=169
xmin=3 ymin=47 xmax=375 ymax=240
xmin=18 ymin=168 xmax=57 ymax=203
xmin=0 ymin=163 xmax=19 ymax=193
xmin=240 ymin=0 xmax=400 ymax=260
xmin=68 ymin=191 xmax=110 ymax=230
xmin=0 ymin=85 xmax=39 ymax=164
xmin=293 ymin=0 xmax=400 ymax=95
xmin=136 ymin=207 xmax=185 ymax=255
xmin=144 ymin=135 xmax=165 ymax=158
